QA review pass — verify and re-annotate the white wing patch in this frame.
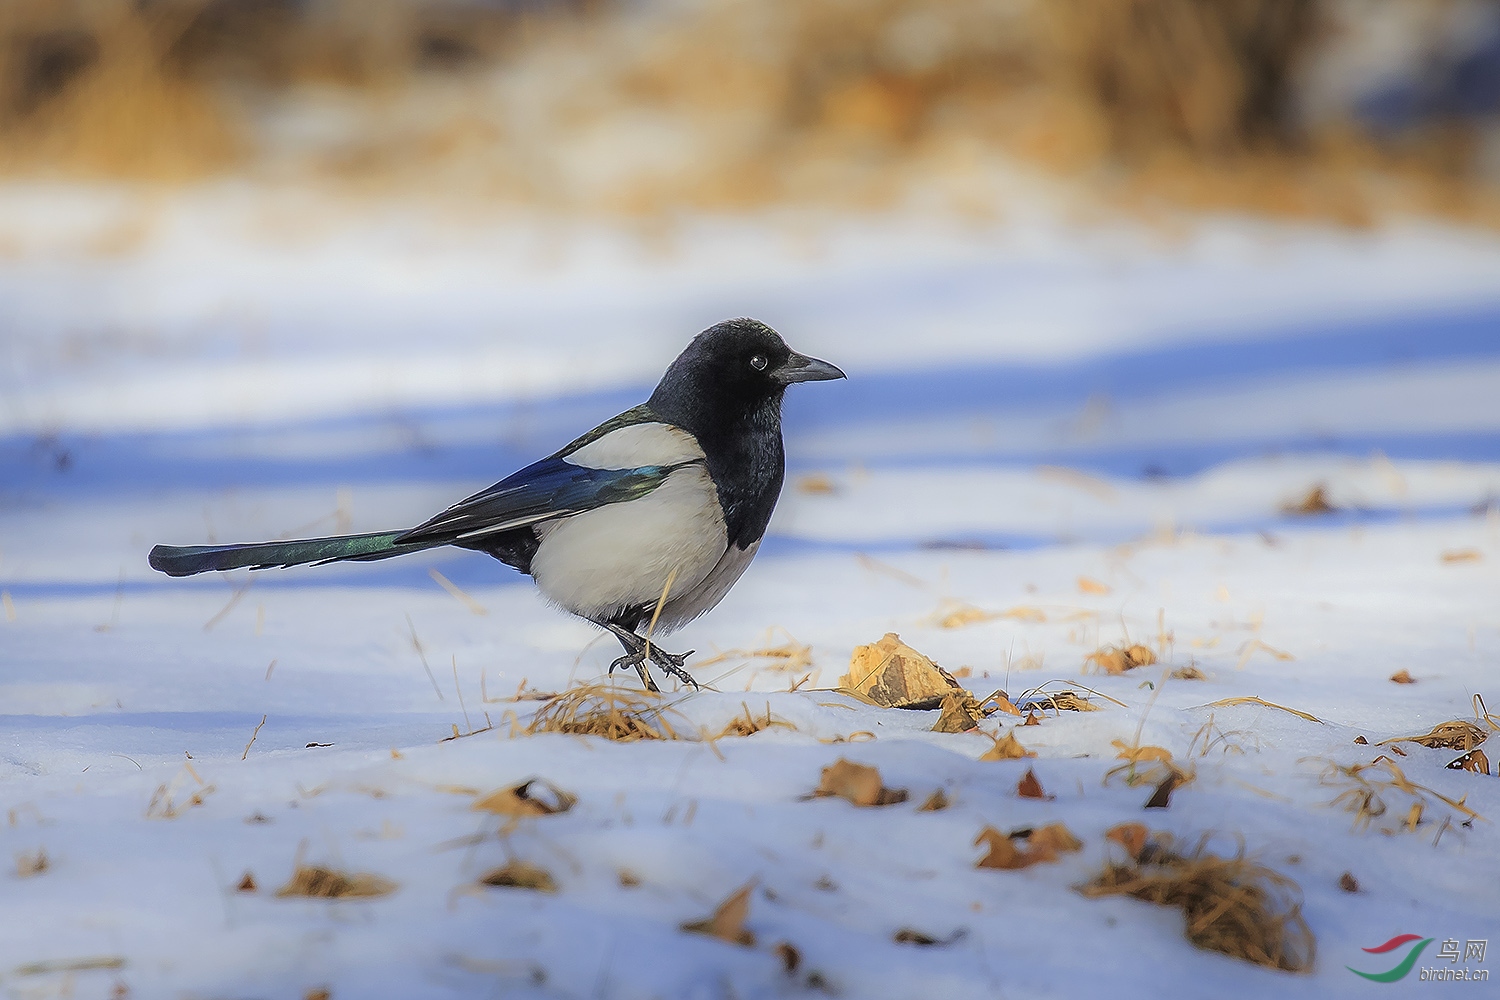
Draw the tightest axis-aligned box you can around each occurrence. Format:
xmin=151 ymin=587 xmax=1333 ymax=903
xmin=565 ymin=422 xmax=705 ymax=470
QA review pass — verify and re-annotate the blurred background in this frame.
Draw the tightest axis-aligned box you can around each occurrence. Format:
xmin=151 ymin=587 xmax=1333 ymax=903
xmin=3 ymin=0 xmax=1500 ymax=216
xmin=3 ymin=0 xmax=1500 ymax=585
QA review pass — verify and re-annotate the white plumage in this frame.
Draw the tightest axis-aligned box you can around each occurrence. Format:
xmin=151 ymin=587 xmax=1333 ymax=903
xmin=532 ymin=424 xmax=730 ymax=625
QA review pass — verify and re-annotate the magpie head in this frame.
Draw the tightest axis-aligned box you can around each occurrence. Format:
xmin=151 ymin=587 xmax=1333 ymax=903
xmin=649 ymin=318 xmax=844 ymax=434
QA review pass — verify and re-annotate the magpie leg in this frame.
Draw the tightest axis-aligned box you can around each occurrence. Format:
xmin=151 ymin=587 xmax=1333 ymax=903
xmin=599 ymin=621 xmax=699 ymax=691
xmin=601 ymin=623 xmax=658 ymax=693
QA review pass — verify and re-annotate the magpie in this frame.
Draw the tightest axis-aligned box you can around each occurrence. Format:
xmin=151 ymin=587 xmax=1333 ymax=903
xmin=148 ymin=318 xmax=844 ymax=691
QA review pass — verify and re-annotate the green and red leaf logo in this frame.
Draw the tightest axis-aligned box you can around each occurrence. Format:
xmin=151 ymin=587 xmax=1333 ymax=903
xmin=1348 ymin=934 xmax=1434 ymax=982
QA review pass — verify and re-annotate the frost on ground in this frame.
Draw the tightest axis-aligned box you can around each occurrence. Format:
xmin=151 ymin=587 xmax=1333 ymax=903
xmin=2 ymin=193 xmax=1499 ymax=998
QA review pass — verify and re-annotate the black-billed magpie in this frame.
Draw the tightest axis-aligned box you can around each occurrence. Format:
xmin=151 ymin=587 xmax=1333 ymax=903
xmin=149 ymin=318 xmax=844 ymax=691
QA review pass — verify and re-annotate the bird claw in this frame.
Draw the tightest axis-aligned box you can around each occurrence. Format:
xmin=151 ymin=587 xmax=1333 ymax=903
xmin=647 ymin=645 xmax=699 ymax=690
xmin=608 ymin=646 xmax=658 ymax=693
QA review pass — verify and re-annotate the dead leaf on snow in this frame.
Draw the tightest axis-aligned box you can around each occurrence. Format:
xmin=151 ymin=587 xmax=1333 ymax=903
xmin=1448 ymin=748 xmax=1490 ymax=774
xmin=1389 ymin=669 xmax=1416 ymax=684
xmin=774 ymin=941 xmax=801 ymax=974
xmin=980 ymin=691 xmax=1023 ymax=716
xmin=1078 ymin=576 xmax=1111 ymax=595
xmin=917 ymin=789 xmax=950 ymax=812
xmin=1106 ymin=822 xmax=1150 ymax=861
xmin=932 ymin=691 xmax=980 ymax=733
xmin=1145 ymin=772 xmax=1181 ymax=809
xmin=471 ymin=778 xmax=576 ymax=818
xmin=479 ymin=860 xmax=557 ymax=893
xmin=842 ymin=633 xmax=968 ymax=710
xmin=979 ymin=730 xmax=1036 ymax=761
xmin=1087 ymin=644 xmax=1157 ymax=675
xmin=1016 ymin=768 xmax=1052 ymax=800
xmin=974 ymin=823 xmax=1083 ymax=869
xmin=810 ymin=758 xmax=908 ymax=806
xmin=1281 ymin=484 xmax=1338 ymax=516
xmin=894 ymin=927 xmax=967 ymax=946
xmin=681 ymin=881 xmax=756 ymax=946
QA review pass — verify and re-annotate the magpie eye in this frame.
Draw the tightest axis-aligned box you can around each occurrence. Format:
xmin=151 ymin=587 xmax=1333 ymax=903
xmin=750 ymin=354 xmax=768 ymax=371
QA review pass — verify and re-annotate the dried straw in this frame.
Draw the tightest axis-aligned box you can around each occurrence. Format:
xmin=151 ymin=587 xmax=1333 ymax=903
xmin=1079 ymin=833 xmax=1315 ymax=973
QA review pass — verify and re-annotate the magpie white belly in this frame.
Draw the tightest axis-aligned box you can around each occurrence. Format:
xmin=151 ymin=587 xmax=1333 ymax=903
xmin=529 ymin=464 xmax=728 ymax=625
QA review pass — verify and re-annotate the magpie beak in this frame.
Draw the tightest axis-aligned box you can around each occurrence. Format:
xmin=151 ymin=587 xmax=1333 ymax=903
xmin=771 ymin=352 xmax=846 ymax=384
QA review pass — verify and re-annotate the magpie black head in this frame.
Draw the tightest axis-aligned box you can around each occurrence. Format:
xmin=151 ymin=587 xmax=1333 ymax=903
xmin=647 ymin=318 xmax=844 ymax=437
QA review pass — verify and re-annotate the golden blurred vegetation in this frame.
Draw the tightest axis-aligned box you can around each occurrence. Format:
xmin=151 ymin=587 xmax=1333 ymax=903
xmin=2 ymin=0 xmax=1497 ymax=224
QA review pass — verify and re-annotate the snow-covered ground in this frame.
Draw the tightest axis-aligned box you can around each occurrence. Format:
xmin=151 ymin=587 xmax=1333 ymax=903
xmin=2 ymin=187 xmax=1499 ymax=998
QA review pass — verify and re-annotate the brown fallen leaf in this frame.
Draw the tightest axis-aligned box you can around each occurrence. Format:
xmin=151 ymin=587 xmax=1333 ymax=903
xmin=236 ymin=871 xmax=257 ymax=893
xmin=1145 ymin=772 xmax=1181 ymax=809
xmin=479 ymin=860 xmax=557 ymax=893
xmin=811 ymin=758 xmax=908 ymax=806
xmin=15 ymin=848 xmax=48 ymax=878
xmin=1448 ymin=748 xmax=1490 ymax=774
xmin=979 ymin=730 xmax=1035 ymax=761
xmin=1111 ymin=740 xmax=1174 ymax=764
xmin=917 ymin=788 xmax=950 ymax=812
xmin=841 ymin=633 xmax=968 ymax=709
xmin=1171 ymin=666 xmax=1206 ymax=680
xmin=1023 ymin=710 xmax=1041 ymax=726
xmin=1353 ymin=735 xmax=1368 ymax=744
xmin=1016 ymin=768 xmax=1052 ymax=800
xmin=894 ymin=927 xmax=966 ymax=946
xmin=797 ymin=474 xmax=837 ymax=495
xmin=1441 ymin=548 xmax=1482 ymax=563
xmin=1282 ymin=484 xmax=1338 ymax=516
xmin=471 ymin=778 xmax=576 ymax=818
xmin=1106 ymin=822 xmax=1150 ymax=861
xmin=981 ymin=691 xmax=1023 ymax=717
xmin=1389 ymin=669 xmax=1416 ymax=684
xmin=1338 ymin=871 xmax=1360 ymax=893
xmin=975 ymin=822 xmax=1083 ymax=870
xmin=618 ymin=869 xmax=642 ymax=888
xmin=774 ymin=941 xmax=801 ymax=974
xmin=681 ymin=881 xmax=756 ymax=946
xmin=1087 ymin=644 xmax=1157 ymax=675
xmin=932 ymin=691 xmax=980 ymax=733
xmin=1078 ymin=576 xmax=1111 ymax=595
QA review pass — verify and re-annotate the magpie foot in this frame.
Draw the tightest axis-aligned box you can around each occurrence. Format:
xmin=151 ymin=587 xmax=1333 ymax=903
xmin=607 ymin=643 xmax=658 ymax=693
xmin=646 ymin=644 xmax=699 ymax=690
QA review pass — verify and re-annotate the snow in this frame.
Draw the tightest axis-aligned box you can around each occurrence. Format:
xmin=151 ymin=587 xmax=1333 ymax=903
xmin=2 ymin=185 xmax=1500 ymax=998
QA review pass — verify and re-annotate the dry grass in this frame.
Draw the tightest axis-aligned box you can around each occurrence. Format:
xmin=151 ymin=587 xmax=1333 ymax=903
xmin=515 ymin=682 xmax=796 ymax=744
xmin=1079 ymin=831 xmax=1315 ymax=973
xmin=2 ymin=0 xmax=1497 ymax=226
xmin=1200 ymin=695 xmax=1322 ymax=725
xmin=522 ymin=682 xmax=692 ymax=742
xmin=276 ymin=864 xmax=398 ymax=899
xmin=1317 ymin=754 xmax=1483 ymax=835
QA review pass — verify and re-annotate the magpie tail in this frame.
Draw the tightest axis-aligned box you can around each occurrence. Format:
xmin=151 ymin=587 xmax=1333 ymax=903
xmin=148 ymin=530 xmax=444 ymax=577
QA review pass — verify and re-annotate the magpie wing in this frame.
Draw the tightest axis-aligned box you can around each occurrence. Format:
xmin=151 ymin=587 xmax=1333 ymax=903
xmin=395 ymin=456 xmax=685 ymax=545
